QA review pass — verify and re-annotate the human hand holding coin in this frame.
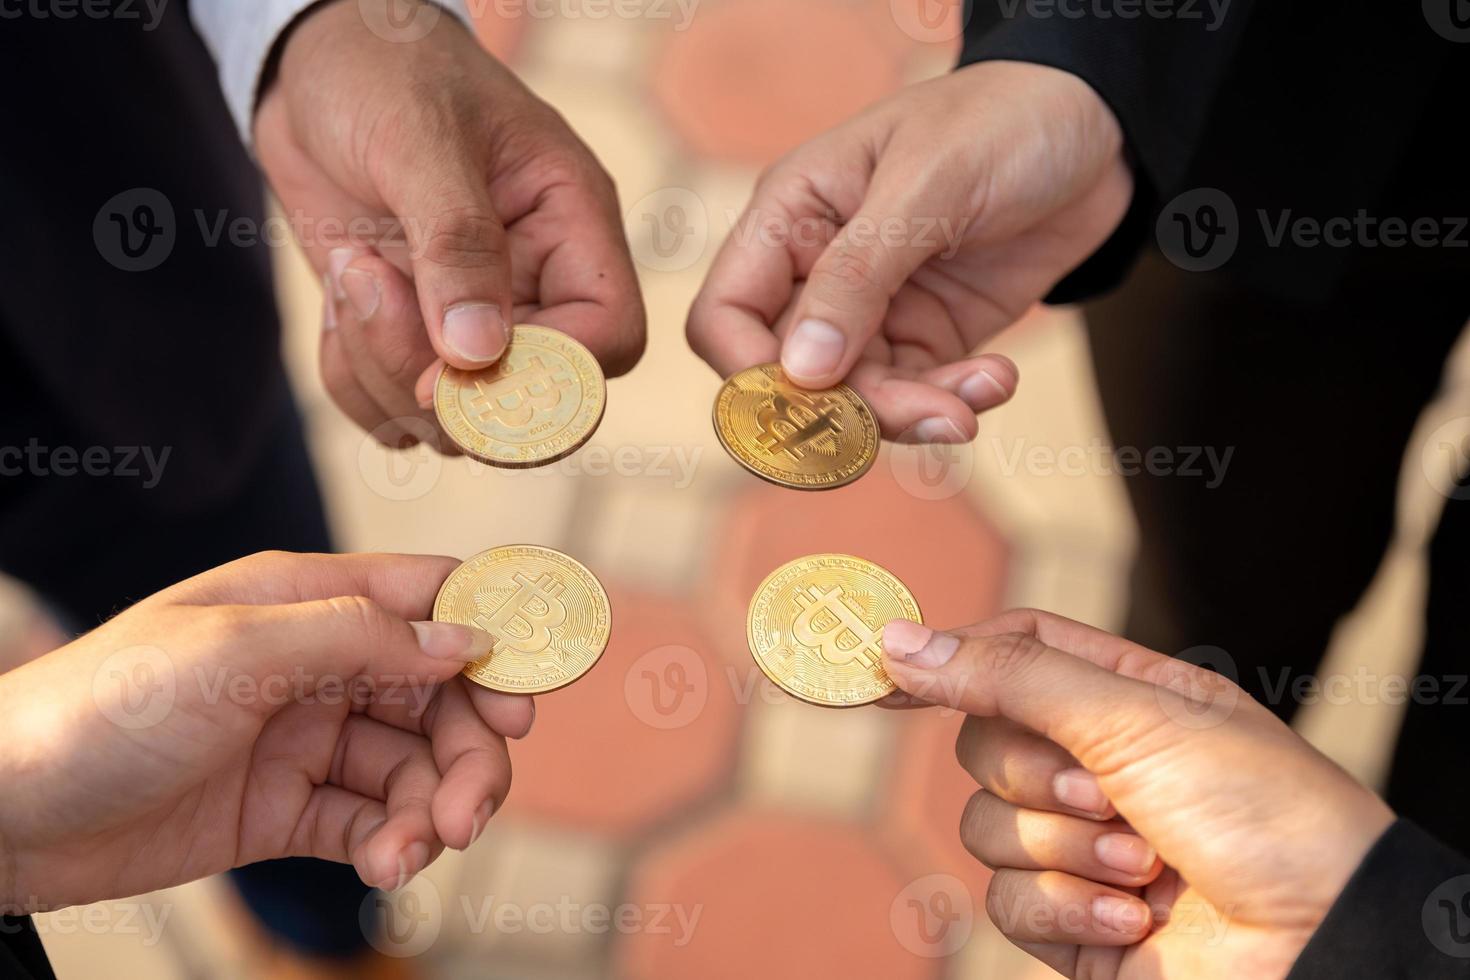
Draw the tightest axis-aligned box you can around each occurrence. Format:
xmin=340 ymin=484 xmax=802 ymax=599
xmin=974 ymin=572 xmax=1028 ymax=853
xmin=879 ymin=609 xmax=1395 ymax=979
xmin=0 ymin=551 xmax=532 ymax=912
xmin=254 ymin=0 xmax=644 ymax=447
xmin=688 ymin=61 xmax=1135 ymax=442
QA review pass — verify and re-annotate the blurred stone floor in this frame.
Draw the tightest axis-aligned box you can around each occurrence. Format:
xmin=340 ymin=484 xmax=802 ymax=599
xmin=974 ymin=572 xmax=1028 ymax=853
xmin=10 ymin=1 xmax=1470 ymax=978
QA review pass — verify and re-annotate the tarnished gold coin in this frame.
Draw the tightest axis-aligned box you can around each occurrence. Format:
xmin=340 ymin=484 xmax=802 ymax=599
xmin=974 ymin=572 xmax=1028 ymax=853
xmin=713 ymin=363 xmax=879 ymax=491
xmin=434 ymin=545 xmax=612 ymax=694
xmin=435 ymin=325 xmax=606 ymax=468
xmin=747 ymin=553 xmax=922 ymax=707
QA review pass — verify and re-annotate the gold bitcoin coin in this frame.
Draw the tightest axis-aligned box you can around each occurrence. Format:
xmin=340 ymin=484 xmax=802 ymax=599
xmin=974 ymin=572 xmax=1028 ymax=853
xmin=434 ymin=545 xmax=612 ymax=694
xmin=435 ymin=325 xmax=606 ymax=468
xmin=713 ymin=363 xmax=879 ymax=491
xmin=746 ymin=553 xmax=922 ymax=707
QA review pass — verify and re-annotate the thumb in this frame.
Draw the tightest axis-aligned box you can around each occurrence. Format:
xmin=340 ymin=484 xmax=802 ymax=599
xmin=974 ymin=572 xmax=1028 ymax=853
xmin=879 ymin=620 xmax=1193 ymax=775
xmin=390 ymin=150 xmax=514 ymax=369
xmin=781 ymin=194 xmax=941 ymax=388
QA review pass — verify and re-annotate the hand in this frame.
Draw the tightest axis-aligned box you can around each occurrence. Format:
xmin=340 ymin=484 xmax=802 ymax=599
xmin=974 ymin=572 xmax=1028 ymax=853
xmin=688 ymin=61 xmax=1133 ymax=443
xmin=880 ymin=610 xmax=1396 ymax=979
xmin=255 ymin=0 xmax=645 ymax=446
xmin=0 ymin=551 xmax=533 ymax=912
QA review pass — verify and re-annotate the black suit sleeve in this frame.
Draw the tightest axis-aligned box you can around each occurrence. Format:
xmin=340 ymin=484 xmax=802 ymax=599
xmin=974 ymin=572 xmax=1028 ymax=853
xmin=0 ymin=916 xmax=56 ymax=980
xmin=1288 ymin=820 xmax=1470 ymax=979
xmin=957 ymin=0 xmax=1258 ymax=301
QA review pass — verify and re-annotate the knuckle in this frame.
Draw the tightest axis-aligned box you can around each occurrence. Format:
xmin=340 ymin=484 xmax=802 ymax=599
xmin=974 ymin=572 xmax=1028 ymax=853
xmin=981 ymin=631 xmax=1049 ymax=681
xmin=327 ymin=594 xmax=394 ymax=648
xmin=984 ymin=870 xmax=1027 ymax=933
xmin=959 ymin=790 xmax=999 ymax=864
xmin=420 ymin=205 xmax=505 ymax=269
xmin=818 ymin=243 xmax=885 ymax=300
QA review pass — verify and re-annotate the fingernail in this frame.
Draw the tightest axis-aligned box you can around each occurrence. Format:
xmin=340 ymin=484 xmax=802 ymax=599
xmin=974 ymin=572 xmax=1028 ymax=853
xmin=957 ymin=370 xmax=1009 ymax=411
xmin=322 ymin=274 xmax=338 ymax=331
xmin=467 ymin=797 xmax=496 ymax=848
xmin=1092 ymin=895 xmax=1148 ymax=934
xmin=882 ymin=619 xmax=960 ymax=668
xmin=341 ymin=268 xmax=381 ymax=321
xmin=1053 ymin=767 xmax=1109 ymax=816
xmin=411 ymin=621 xmax=495 ymax=660
xmin=385 ymin=841 xmax=430 ymax=890
xmin=327 ymin=247 xmax=355 ymax=301
xmin=1095 ymin=833 xmax=1157 ymax=876
xmin=911 ymin=418 xmax=969 ymax=444
xmin=443 ymin=303 xmax=508 ymax=363
xmin=782 ymin=319 xmax=845 ymax=383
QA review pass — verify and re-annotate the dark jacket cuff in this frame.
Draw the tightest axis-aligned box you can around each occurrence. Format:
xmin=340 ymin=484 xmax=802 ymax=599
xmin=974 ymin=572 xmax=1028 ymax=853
xmin=1288 ymin=819 xmax=1470 ymax=979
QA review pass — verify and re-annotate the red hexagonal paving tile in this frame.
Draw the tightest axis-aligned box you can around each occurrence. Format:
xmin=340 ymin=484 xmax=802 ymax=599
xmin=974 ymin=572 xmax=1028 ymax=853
xmin=617 ymin=811 xmax=943 ymax=980
xmin=880 ymin=707 xmax=993 ymax=903
xmin=698 ymin=463 xmax=1009 ymax=667
xmin=650 ymin=0 xmax=906 ymax=165
xmin=501 ymin=588 xmax=741 ymax=838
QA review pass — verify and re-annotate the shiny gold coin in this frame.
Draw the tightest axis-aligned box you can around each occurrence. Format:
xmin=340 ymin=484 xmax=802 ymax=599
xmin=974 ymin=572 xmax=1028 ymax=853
xmin=435 ymin=325 xmax=606 ymax=468
xmin=713 ymin=363 xmax=879 ymax=491
xmin=434 ymin=545 xmax=612 ymax=694
xmin=747 ymin=553 xmax=922 ymax=707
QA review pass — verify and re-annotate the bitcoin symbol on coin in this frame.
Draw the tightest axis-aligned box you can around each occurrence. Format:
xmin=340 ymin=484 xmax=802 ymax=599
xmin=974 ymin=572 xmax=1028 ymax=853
xmin=754 ymin=390 xmax=844 ymax=462
xmin=435 ymin=545 xmax=612 ymax=694
xmin=470 ymin=357 xmax=573 ymax=428
xmin=713 ymin=364 xmax=878 ymax=490
xmin=747 ymin=554 xmax=922 ymax=707
xmin=791 ymin=584 xmax=881 ymax=669
xmin=473 ymin=572 xmax=568 ymax=656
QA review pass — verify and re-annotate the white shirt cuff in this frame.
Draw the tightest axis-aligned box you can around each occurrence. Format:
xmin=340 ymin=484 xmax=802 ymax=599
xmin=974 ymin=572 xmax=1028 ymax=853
xmin=191 ymin=0 xmax=474 ymax=147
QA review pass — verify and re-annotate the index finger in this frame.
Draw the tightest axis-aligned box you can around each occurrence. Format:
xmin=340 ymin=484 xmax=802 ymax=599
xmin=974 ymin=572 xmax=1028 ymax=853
xmin=160 ymin=551 xmax=460 ymax=623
